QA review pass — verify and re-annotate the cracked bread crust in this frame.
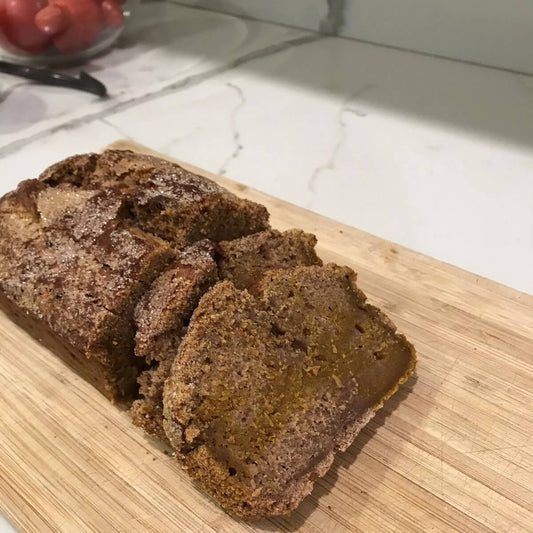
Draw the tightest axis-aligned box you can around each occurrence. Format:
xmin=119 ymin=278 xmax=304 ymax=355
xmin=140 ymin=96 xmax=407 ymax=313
xmin=0 ymin=150 xmax=271 ymax=401
xmin=163 ymin=265 xmax=416 ymax=519
xmin=39 ymin=150 xmax=270 ymax=248
xmin=0 ymin=182 xmax=173 ymax=401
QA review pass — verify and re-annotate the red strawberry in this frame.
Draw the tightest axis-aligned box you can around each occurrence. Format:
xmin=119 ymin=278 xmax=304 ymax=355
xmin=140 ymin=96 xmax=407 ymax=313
xmin=101 ymin=0 xmax=123 ymax=28
xmin=36 ymin=0 xmax=103 ymax=54
xmin=2 ymin=0 xmax=49 ymax=53
xmin=34 ymin=4 xmax=67 ymax=35
xmin=0 ymin=1 xmax=7 ymax=30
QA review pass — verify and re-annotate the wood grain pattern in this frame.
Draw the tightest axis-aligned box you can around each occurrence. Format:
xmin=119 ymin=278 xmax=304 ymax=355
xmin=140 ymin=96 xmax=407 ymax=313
xmin=1 ymin=141 xmax=531 ymax=533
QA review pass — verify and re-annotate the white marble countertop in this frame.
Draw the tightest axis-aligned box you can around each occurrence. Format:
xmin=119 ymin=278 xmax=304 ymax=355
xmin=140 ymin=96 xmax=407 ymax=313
xmin=0 ymin=2 xmax=532 ymax=530
xmin=1 ymin=1 xmax=533 ymax=296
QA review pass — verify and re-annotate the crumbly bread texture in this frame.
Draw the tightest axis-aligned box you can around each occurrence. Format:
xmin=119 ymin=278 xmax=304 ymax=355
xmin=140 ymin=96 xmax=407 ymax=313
xmin=132 ymin=229 xmax=322 ymax=440
xmin=0 ymin=150 xmax=270 ymax=401
xmin=217 ymin=229 xmax=322 ymax=289
xmin=163 ymin=265 xmax=416 ymax=519
xmin=131 ymin=241 xmax=218 ymax=440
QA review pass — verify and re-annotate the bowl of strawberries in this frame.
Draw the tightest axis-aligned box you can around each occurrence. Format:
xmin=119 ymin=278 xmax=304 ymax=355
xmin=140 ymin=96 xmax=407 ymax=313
xmin=0 ymin=0 xmax=138 ymax=64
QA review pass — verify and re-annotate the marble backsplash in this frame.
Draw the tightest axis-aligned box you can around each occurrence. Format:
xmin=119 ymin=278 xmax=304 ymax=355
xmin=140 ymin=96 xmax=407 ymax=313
xmin=171 ymin=0 xmax=533 ymax=75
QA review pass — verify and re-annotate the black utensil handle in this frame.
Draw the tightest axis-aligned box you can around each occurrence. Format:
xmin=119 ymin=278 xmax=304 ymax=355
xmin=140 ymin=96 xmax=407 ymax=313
xmin=0 ymin=60 xmax=107 ymax=97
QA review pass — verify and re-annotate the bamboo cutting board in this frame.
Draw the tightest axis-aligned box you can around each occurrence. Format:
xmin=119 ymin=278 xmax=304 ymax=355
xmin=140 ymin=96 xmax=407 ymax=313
xmin=0 ymin=141 xmax=532 ymax=533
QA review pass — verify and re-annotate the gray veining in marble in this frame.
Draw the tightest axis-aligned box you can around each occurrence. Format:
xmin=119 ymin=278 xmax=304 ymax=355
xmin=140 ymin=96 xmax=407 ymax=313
xmin=307 ymin=82 xmax=374 ymax=193
xmin=170 ymin=0 xmax=328 ymax=32
xmin=0 ymin=32 xmax=321 ymax=158
xmin=219 ymin=82 xmax=245 ymax=175
xmin=319 ymin=0 xmax=345 ymax=35
xmin=100 ymin=118 xmax=135 ymax=141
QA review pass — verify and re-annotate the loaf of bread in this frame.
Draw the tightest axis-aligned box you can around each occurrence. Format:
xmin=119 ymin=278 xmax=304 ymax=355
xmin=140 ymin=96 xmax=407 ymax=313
xmin=0 ymin=151 xmax=269 ymax=401
xmin=0 ymin=150 xmax=416 ymax=519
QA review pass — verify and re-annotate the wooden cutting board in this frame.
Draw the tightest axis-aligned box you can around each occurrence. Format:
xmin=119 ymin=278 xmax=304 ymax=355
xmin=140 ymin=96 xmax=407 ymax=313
xmin=1 ymin=141 xmax=531 ymax=533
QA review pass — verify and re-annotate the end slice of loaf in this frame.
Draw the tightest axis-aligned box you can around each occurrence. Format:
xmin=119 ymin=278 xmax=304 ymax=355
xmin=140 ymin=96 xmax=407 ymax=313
xmin=0 ymin=182 xmax=173 ymax=401
xmin=163 ymin=264 xmax=416 ymax=519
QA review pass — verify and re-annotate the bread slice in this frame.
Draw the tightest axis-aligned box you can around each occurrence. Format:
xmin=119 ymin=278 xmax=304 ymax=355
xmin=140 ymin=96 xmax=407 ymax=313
xmin=163 ymin=264 xmax=416 ymax=519
xmin=217 ymin=229 xmax=322 ymax=289
xmin=131 ymin=241 xmax=218 ymax=440
xmin=39 ymin=150 xmax=270 ymax=248
xmin=132 ymin=229 xmax=322 ymax=440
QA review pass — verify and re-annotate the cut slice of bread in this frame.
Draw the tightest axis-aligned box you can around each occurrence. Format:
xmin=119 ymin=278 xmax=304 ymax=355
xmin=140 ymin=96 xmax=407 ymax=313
xmin=163 ymin=264 xmax=416 ymax=519
xmin=132 ymin=229 xmax=322 ymax=440
xmin=131 ymin=241 xmax=218 ymax=440
xmin=217 ymin=229 xmax=322 ymax=289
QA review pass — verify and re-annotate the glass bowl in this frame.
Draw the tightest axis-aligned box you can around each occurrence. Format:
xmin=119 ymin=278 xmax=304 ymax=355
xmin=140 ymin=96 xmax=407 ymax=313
xmin=0 ymin=0 xmax=139 ymax=66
